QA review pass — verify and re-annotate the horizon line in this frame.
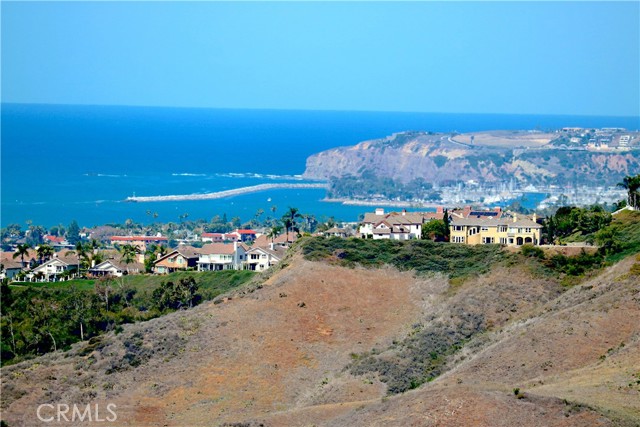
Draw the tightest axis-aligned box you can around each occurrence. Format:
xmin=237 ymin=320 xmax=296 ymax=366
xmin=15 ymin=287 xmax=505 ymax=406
xmin=2 ymin=101 xmax=639 ymax=120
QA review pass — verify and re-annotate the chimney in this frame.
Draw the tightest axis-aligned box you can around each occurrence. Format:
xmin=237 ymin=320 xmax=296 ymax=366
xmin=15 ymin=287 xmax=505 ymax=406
xmin=233 ymin=241 xmax=238 ymax=268
xmin=436 ymin=206 xmax=444 ymax=214
xmin=463 ymin=206 xmax=471 ymax=217
xmin=513 ymin=214 xmax=517 ymax=223
xmin=270 ymin=242 xmax=275 ymax=251
xmin=494 ymin=207 xmax=501 ymax=213
xmin=375 ymin=208 xmax=384 ymax=216
xmin=532 ymin=213 xmax=537 ymax=222
xmin=402 ymin=209 xmax=407 ymax=216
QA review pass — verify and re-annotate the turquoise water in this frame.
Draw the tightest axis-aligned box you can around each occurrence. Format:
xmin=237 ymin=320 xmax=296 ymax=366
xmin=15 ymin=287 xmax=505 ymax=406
xmin=2 ymin=104 xmax=637 ymax=228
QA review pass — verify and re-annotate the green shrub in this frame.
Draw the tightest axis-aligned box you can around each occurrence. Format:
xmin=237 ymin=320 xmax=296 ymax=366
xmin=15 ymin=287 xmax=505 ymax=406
xmin=521 ymin=244 xmax=545 ymax=259
xmin=302 ymin=237 xmax=505 ymax=280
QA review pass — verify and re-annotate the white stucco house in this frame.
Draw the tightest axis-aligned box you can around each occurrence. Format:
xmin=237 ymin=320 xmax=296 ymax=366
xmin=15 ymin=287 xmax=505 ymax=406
xmin=197 ymin=242 xmax=248 ymax=271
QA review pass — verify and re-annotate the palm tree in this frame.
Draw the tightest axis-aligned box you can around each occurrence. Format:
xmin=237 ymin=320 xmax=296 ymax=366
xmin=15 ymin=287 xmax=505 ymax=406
xmin=282 ymin=207 xmax=302 ymax=242
xmin=617 ymin=174 xmax=640 ymax=210
xmin=74 ymin=241 xmax=88 ymax=270
xmin=254 ymin=209 xmax=264 ymax=227
xmin=267 ymin=225 xmax=283 ymax=245
xmin=36 ymin=244 xmax=55 ymax=265
xmin=119 ymin=244 xmax=140 ymax=273
xmin=125 ymin=218 xmax=134 ymax=234
xmin=282 ymin=218 xmax=293 ymax=242
xmin=13 ymin=243 xmax=31 ymax=268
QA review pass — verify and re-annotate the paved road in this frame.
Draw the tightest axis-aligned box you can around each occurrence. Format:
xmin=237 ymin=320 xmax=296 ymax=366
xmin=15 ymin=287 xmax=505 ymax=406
xmin=446 ymin=135 xmax=474 ymax=148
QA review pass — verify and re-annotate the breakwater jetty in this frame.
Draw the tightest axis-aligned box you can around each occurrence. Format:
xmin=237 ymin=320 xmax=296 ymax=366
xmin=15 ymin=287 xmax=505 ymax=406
xmin=125 ymin=183 xmax=328 ymax=202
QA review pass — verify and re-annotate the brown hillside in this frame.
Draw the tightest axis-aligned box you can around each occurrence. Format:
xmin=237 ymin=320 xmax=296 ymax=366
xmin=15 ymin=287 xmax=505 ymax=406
xmin=2 ymin=253 xmax=639 ymax=427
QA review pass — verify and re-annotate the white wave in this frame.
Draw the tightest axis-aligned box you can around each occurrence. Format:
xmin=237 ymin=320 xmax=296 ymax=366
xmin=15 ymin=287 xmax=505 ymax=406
xmin=172 ymin=173 xmax=207 ymax=177
xmin=84 ymin=173 xmax=124 ymax=178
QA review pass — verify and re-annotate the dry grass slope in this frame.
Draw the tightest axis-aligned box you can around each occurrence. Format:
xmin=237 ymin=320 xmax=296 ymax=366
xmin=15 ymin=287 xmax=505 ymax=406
xmin=2 ymin=249 xmax=639 ymax=427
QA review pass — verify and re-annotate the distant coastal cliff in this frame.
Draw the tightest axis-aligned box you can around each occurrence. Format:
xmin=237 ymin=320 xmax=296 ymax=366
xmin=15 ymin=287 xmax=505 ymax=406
xmin=303 ymin=130 xmax=640 ymax=188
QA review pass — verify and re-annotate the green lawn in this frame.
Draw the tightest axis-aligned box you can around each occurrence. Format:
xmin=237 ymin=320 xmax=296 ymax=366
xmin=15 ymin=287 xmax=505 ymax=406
xmin=10 ymin=279 xmax=96 ymax=291
xmin=10 ymin=270 xmax=255 ymax=296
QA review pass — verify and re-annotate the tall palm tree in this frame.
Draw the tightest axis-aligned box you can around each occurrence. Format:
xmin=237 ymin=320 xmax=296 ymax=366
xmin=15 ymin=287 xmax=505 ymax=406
xmin=617 ymin=174 xmax=640 ymax=210
xmin=254 ymin=209 xmax=264 ymax=227
xmin=74 ymin=241 xmax=88 ymax=270
xmin=119 ymin=244 xmax=140 ymax=273
xmin=282 ymin=207 xmax=302 ymax=242
xmin=12 ymin=243 xmax=31 ymax=268
xmin=36 ymin=244 xmax=55 ymax=265
xmin=282 ymin=218 xmax=293 ymax=243
xmin=267 ymin=225 xmax=283 ymax=245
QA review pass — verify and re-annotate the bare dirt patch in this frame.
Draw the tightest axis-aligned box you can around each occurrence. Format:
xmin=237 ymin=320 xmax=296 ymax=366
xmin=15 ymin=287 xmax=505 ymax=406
xmin=1 ymin=257 xmax=442 ymax=426
xmin=455 ymin=131 xmax=556 ymax=148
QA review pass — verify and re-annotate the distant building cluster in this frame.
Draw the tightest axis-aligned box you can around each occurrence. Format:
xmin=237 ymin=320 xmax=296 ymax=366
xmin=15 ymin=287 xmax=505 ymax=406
xmin=557 ymin=127 xmax=639 ymax=151
xmin=1 ymin=228 xmax=296 ymax=283
xmin=357 ymin=206 xmax=542 ymax=246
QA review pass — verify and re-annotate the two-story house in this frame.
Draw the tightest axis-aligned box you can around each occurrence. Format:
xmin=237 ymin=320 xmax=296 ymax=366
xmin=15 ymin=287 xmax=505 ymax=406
xmin=449 ymin=214 xmax=542 ymax=246
xmin=359 ymin=208 xmax=444 ymax=240
xmin=243 ymin=245 xmax=286 ymax=271
xmin=28 ymin=252 xmax=79 ymax=282
xmin=153 ymin=246 xmax=199 ymax=274
xmin=197 ymin=242 xmax=248 ymax=271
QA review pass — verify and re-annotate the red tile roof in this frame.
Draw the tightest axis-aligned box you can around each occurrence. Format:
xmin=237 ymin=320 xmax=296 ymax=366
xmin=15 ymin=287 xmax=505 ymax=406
xmin=236 ymin=229 xmax=257 ymax=235
xmin=44 ymin=235 xmax=66 ymax=244
xmin=110 ymin=236 xmax=168 ymax=242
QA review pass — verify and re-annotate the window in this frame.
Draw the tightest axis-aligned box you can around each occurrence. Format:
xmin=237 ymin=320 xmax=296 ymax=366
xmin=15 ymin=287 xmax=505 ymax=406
xmin=469 ymin=227 xmax=477 ymax=236
xmin=454 ymin=225 xmax=463 ymax=231
xmin=482 ymin=237 xmax=494 ymax=244
xmin=500 ymin=238 xmax=508 ymax=244
xmin=525 ymin=228 xmax=532 ymax=233
xmin=498 ymin=226 xmax=507 ymax=233
xmin=452 ymin=236 xmax=465 ymax=243
xmin=481 ymin=226 xmax=489 ymax=231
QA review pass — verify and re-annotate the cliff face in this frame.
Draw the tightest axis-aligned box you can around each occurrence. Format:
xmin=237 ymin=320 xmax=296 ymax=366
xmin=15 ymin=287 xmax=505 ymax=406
xmin=303 ymin=131 xmax=640 ymax=186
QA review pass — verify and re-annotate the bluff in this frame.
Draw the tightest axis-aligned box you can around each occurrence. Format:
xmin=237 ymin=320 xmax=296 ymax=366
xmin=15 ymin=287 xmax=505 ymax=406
xmin=302 ymin=131 xmax=640 ymax=187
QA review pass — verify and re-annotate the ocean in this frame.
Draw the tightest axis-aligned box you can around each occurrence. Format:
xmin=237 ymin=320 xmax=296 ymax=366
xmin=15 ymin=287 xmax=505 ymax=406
xmin=1 ymin=103 xmax=638 ymax=229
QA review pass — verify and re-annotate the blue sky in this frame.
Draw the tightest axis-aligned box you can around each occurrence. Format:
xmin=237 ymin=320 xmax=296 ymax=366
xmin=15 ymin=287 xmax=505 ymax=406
xmin=2 ymin=1 xmax=638 ymax=116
